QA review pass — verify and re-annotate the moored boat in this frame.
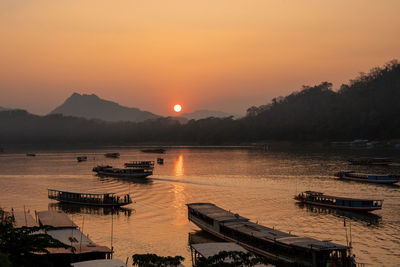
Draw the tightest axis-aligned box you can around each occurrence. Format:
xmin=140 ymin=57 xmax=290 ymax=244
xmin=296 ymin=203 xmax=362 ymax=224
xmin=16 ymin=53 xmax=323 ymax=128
xmin=77 ymin=156 xmax=87 ymax=162
xmin=104 ymin=152 xmax=120 ymax=158
xmin=294 ymin=191 xmax=383 ymax=212
xmin=335 ymin=171 xmax=400 ymax=184
xmin=348 ymin=157 xmax=392 ymax=166
xmin=48 ymin=188 xmax=132 ymax=207
xmin=124 ymin=160 xmax=154 ymax=169
xmin=141 ymin=148 xmax=165 ymax=154
xmin=93 ymin=165 xmax=152 ymax=178
xmin=187 ymin=203 xmax=352 ymax=266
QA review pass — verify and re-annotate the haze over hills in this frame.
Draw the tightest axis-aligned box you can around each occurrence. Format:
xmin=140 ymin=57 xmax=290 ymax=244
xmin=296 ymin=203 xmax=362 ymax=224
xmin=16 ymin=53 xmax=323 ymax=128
xmin=180 ymin=110 xmax=241 ymax=120
xmin=50 ymin=93 xmax=160 ymax=122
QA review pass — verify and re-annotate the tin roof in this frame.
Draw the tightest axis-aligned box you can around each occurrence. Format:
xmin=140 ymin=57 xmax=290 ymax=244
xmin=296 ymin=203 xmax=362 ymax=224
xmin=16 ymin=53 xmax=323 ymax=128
xmin=45 ymin=228 xmax=111 ymax=254
xmin=187 ymin=203 xmax=249 ymax=223
xmin=191 ymin=242 xmax=247 ymax=258
xmin=37 ymin=210 xmax=77 ymax=228
xmin=12 ymin=211 xmax=39 ymax=228
xmin=72 ymin=259 xmax=127 ymax=267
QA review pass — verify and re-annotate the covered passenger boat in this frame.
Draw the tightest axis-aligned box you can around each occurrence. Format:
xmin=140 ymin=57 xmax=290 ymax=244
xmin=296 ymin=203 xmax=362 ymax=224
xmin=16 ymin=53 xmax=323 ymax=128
xmin=295 ymin=191 xmax=383 ymax=212
xmin=187 ymin=203 xmax=352 ymax=267
xmin=92 ymin=165 xmax=152 ymax=178
xmin=48 ymin=189 xmax=132 ymax=207
xmin=335 ymin=171 xmax=400 ymax=184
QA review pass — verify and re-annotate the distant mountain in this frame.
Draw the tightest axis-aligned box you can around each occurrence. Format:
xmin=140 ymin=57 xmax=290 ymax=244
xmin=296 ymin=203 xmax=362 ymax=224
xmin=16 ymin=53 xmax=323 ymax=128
xmin=50 ymin=93 xmax=160 ymax=122
xmin=0 ymin=106 xmax=8 ymax=112
xmin=180 ymin=109 xmax=240 ymax=120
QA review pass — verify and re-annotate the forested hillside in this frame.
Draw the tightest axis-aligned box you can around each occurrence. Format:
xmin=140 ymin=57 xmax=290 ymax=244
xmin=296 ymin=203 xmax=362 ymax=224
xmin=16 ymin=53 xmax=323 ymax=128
xmin=1 ymin=60 xmax=399 ymax=145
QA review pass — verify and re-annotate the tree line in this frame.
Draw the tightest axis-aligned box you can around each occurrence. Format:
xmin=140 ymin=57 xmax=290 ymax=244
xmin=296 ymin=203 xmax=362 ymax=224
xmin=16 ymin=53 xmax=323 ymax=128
xmin=1 ymin=60 xmax=399 ymax=145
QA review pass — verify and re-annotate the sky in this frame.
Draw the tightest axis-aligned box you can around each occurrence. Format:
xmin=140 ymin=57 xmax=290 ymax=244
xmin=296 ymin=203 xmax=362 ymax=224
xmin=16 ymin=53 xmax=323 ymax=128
xmin=0 ymin=0 xmax=399 ymax=116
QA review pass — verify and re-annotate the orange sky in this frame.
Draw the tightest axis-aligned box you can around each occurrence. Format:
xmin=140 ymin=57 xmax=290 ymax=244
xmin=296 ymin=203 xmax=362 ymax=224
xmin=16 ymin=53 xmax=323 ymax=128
xmin=0 ymin=0 xmax=399 ymax=116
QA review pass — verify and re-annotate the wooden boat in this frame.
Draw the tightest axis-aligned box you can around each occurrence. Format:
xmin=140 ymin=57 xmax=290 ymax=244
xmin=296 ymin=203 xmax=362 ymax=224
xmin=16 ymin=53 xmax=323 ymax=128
xmin=77 ymin=156 xmax=87 ymax=162
xmin=141 ymin=148 xmax=165 ymax=154
xmin=335 ymin=171 xmax=400 ymax=184
xmin=294 ymin=191 xmax=383 ymax=212
xmin=124 ymin=160 xmax=154 ymax=169
xmin=26 ymin=153 xmax=36 ymax=157
xmin=48 ymin=188 xmax=132 ymax=207
xmin=92 ymin=165 xmax=152 ymax=178
xmin=104 ymin=152 xmax=120 ymax=158
xmin=187 ymin=203 xmax=352 ymax=266
xmin=348 ymin=157 xmax=392 ymax=166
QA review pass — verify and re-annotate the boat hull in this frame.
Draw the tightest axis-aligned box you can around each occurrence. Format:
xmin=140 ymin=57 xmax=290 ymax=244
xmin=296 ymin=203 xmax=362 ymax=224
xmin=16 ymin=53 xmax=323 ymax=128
xmin=295 ymin=198 xmax=381 ymax=212
xmin=54 ymin=199 xmax=129 ymax=207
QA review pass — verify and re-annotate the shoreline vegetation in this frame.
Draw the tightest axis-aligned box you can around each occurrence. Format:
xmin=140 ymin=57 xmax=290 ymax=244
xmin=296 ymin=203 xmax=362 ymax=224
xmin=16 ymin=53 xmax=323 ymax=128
xmin=1 ymin=60 xmax=399 ymax=146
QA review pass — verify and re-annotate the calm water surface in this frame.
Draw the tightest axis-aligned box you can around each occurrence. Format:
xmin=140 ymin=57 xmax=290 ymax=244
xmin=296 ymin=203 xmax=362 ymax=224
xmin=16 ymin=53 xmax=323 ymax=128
xmin=0 ymin=147 xmax=399 ymax=266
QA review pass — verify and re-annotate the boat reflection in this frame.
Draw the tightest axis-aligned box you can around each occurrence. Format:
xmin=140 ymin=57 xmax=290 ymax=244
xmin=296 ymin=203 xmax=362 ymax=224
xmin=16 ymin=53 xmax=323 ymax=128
xmin=97 ymin=175 xmax=153 ymax=185
xmin=48 ymin=202 xmax=135 ymax=217
xmin=296 ymin=202 xmax=382 ymax=226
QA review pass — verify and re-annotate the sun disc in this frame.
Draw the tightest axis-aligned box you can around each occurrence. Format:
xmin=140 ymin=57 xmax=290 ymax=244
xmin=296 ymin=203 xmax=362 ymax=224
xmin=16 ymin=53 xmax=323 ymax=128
xmin=174 ymin=104 xmax=182 ymax=112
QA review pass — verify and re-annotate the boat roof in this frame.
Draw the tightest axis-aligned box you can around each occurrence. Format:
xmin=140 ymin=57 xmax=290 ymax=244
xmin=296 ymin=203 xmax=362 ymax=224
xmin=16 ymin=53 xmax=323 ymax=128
xmin=12 ymin=211 xmax=39 ymax=228
xmin=48 ymin=188 xmax=116 ymax=196
xmin=72 ymin=259 xmax=127 ymax=267
xmin=187 ymin=203 xmax=349 ymax=252
xmin=191 ymin=242 xmax=248 ymax=258
xmin=187 ymin=203 xmax=249 ymax=223
xmin=45 ymin=228 xmax=111 ymax=254
xmin=302 ymin=191 xmax=383 ymax=202
xmin=37 ymin=210 xmax=77 ymax=228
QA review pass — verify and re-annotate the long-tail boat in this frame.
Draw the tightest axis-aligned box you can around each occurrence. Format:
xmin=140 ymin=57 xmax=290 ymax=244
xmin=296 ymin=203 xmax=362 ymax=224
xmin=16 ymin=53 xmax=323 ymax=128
xmin=187 ymin=203 xmax=352 ymax=266
xmin=92 ymin=165 xmax=152 ymax=178
xmin=335 ymin=171 xmax=400 ymax=184
xmin=294 ymin=191 xmax=383 ymax=212
xmin=48 ymin=188 xmax=132 ymax=207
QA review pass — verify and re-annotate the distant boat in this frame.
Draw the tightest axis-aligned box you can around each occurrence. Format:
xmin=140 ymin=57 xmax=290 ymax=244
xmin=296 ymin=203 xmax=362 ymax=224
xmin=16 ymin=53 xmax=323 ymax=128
xmin=104 ymin=152 xmax=120 ymax=158
xmin=294 ymin=191 xmax=383 ymax=212
xmin=141 ymin=148 xmax=165 ymax=154
xmin=335 ymin=171 xmax=400 ymax=184
xmin=77 ymin=156 xmax=87 ymax=162
xmin=187 ymin=203 xmax=352 ymax=266
xmin=48 ymin=188 xmax=132 ymax=207
xmin=93 ymin=165 xmax=153 ymax=178
xmin=348 ymin=157 xmax=392 ymax=166
xmin=26 ymin=153 xmax=36 ymax=157
xmin=124 ymin=160 xmax=154 ymax=169
xmin=157 ymin=157 xmax=164 ymax=164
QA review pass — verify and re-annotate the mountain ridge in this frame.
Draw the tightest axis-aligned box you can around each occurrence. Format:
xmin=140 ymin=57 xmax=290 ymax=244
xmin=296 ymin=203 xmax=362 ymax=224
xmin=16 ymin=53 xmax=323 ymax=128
xmin=50 ymin=93 xmax=160 ymax=122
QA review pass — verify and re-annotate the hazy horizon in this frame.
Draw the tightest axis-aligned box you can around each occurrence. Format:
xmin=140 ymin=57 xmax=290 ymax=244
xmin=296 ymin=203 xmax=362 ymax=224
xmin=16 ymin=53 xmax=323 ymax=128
xmin=1 ymin=0 xmax=399 ymax=116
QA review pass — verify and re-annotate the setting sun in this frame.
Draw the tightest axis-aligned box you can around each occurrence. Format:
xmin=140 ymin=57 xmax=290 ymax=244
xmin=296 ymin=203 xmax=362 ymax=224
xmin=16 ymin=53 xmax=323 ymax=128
xmin=174 ymin=104 xmax=182 ymax=112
